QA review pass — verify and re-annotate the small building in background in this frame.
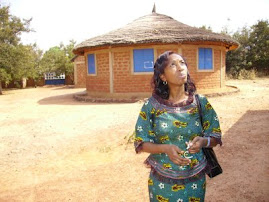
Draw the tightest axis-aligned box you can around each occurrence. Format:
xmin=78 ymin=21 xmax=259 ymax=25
xmin=44 ymin=72 xmax=65 ymax=85
xmin=73 ymin=9 xmax=239 ymax=98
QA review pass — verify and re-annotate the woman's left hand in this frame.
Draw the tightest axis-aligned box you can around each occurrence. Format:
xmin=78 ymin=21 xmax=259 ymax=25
xmin=188 ymin=136 xmax=207 ymax=154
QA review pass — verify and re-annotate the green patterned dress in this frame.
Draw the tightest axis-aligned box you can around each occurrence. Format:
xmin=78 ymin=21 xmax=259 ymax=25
xmin=134 ymin=94 xmax=222 ymax=202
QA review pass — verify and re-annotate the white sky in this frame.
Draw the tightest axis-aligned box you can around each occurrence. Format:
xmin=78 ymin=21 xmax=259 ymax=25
xmin=3 ymin=0 xmax=269 ymax=51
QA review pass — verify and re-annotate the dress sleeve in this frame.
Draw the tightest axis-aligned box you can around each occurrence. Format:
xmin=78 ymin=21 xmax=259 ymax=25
xmin=199 ymin=95 xmax=222 ymax=145
xmin=134 ymin=99 xmax=156 ymax=153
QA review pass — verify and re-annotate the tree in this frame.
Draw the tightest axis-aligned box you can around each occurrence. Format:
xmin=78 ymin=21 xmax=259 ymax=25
xmin=226 ymin=20 xmax=269 ymax=77
xmin=26 ymin=44 xmax=43 ymax=84
xmin=12 ymin=44 xmax=43 ymax=85
xmin=63 ymin=40 xmax=76 ymax=73
xmin=0 ymin=5 xmax=31 ymax=94
xmin=61 ymin=40 xmax=76 ymax=82
xmin=40 ymin=46 xmax=66 ymax=75
xmin=199 ymin=25 xmax=212 ymax=32
xmin=226 ymin=26 xmax=251 ymax=73
xmin=40 ymin=40 xmax=76 ymax=82
xmin=247 ymin=20 xmax=269 ymax=72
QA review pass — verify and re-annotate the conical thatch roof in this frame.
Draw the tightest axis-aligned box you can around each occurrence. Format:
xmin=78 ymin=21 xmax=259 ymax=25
xmin=73 ymin=12 xmax=239 ymax=55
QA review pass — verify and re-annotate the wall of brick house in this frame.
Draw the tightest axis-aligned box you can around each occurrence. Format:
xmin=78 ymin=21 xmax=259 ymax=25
xmin=74 ymin=56 xmax=86 ymax=87
xmin=86 ymin=52 xmax=110 ymax=93
xmin=113 ymin=51 xmax=152 ymax=93
xmin=156 ymin=48 xmax=178 ymax=57
xmin=113 ymin=47 xmax=179 ymax=93
xmin=182 ymin=46 xmax=223 ymax=89
xmin=221 ymin=50 xmax=226 ymax=88
xmin=80 ymin=44 xmax=226 ymax=95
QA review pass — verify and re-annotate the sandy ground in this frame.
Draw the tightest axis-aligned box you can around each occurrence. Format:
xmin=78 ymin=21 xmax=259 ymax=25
xmin=0 ymin=78 xmax=268 ymax=202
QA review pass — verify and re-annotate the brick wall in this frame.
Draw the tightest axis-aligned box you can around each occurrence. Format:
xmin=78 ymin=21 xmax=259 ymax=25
xmin=86 ymin=52 xmax=110 ymax=93
xmin=79 ymin=44 xmax=226 ymax=96
xmin=182 ymin=47 xmax=222 ymax=89
xmin=221 ymin=50 xmax=226 ymax=88
xmin=74 ymin=56 xmax=86 ymax=87
xmin=156 ymin=48 xmax=178 ymax=56
xmin=113 ymin=51 xmax=152 ymax=93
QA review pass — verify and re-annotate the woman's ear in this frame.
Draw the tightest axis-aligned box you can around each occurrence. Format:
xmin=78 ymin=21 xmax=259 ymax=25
xmin=160 ymin=74 xmax=166 ymax=82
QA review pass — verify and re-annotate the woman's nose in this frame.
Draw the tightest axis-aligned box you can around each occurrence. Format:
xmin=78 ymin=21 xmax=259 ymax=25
xmin=177 ymin=63 xmax=184 ymax=71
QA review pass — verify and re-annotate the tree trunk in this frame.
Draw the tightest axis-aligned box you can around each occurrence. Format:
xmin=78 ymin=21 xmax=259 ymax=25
xmin=22 ymin=77 xmax=27 ymax=88
xmin=0 ymin=80 xmax=3 ymax=95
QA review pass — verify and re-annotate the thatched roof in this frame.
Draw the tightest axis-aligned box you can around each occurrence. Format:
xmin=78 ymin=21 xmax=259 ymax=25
xmin=73 ymin=12 xmax=239 ymax=55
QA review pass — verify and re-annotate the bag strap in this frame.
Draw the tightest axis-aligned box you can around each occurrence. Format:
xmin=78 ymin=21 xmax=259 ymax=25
xmin=195 ymin=94 xmax=205 ymax=136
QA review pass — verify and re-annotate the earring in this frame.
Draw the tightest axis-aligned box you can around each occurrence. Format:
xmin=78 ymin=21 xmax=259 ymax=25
xmin=163 ymin=81 xmax=167 ymax=85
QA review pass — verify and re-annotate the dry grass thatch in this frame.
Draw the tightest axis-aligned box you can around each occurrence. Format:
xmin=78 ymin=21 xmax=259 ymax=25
xmin=73 ymin=12 xmax=239 ymax=54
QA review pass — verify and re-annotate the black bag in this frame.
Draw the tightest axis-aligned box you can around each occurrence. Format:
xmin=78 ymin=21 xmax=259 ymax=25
xmin=195 ymin=94 xmax=223 ymax=178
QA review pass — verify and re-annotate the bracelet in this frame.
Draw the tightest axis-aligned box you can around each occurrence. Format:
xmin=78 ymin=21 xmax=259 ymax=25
xmin=205 ymin=137 xmax=211 ymax=148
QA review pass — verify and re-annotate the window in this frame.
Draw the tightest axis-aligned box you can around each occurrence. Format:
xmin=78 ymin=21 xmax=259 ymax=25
xmin=133 ymin=49 xmax=154 ymax=73
xmin=198 ymin=48 xmax=213 ymax=70
xmin=87 ymin=54 xmax=96 ymax=74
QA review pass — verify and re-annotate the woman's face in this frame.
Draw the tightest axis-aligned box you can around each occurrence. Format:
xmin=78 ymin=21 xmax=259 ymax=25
xmin=160 ymin=54 xmax=188 ymax=86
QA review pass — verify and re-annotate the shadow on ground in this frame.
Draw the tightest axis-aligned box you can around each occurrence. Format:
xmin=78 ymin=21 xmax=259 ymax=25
xmin=207 ymin=110 xmax=269 ymax=202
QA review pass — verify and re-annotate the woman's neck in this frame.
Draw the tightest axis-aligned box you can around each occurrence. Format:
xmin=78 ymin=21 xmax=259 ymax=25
xmin=168 ymin=85 xmax=187 ymax=104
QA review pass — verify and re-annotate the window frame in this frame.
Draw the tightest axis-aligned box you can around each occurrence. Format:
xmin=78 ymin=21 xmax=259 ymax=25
xmin=87 ymin=53 xmax=97 ymax=76
xmin=197 ymin=47 xmax=214 ymax=72
xmin=132 ymin=48 xmax=155 ymax=74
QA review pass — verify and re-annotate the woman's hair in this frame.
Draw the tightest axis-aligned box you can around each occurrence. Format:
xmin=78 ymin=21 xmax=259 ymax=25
xmin=151 ymin=51 xmax=196 ymax=99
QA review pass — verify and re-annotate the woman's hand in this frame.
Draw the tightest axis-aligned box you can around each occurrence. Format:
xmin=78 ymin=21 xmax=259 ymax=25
xmin=188 ymin=136 xmax=207 ymax=154
xmin=164 ymin=144 xmax=191 ymax=166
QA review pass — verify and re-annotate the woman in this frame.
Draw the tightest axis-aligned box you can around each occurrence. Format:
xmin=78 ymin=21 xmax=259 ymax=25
xmin=134 ymin=51 xmax=222 ymax=202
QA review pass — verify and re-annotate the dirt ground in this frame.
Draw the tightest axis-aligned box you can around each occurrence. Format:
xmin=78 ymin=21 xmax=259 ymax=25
xmin=0 ymin=78 xmax=268 ymax=202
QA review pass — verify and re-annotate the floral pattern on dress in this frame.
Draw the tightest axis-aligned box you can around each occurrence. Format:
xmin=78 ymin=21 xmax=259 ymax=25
xmin=205 ymin=102 xmax=213 ymax=110
xmin=202 ymin=121 xmax=210 ymax=130
xmin=163 ymin=163 xmax=172 ymax=170
xmin=159 ymin=135 xmax=170 ymax=143
xmin=189 ymin=196 xmax=201 ymax=202
xmin=173 ymin=120 xmax=188 ymax=128
xmin=148 ymin=178 xmax=154 ymax=186
xmin=135 ymin=94 xmax=221 ymax=201
xmin=140 ymin=111 xmax=147 ymax=120
xmin=188 ymin=107 xmax=198 ymax=114
xmin=156 ymin=195 xmax=169 ymax=202
xmin=172 ymin=184 xmax=185 ymax=192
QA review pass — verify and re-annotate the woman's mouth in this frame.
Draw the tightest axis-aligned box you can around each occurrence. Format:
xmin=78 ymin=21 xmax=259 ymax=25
xmin=178 ymin=74 xmax=186 ymax=79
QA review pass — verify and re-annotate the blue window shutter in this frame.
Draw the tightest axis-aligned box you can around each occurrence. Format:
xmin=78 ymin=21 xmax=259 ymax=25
xmin=199 ymin=48 xmax=212 ymax=70
xmin=87 ymin=54 xmax=95 ymax=74
xmin=205 ymin=48 xmax=212 ymax=69
xmin=133 ymin=49 xmax=154 ymax=72
xmin=199 ymin=48 xmax=205 ymax=69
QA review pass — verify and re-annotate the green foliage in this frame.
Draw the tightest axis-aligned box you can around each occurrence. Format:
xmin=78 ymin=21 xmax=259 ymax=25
xmin=228 ymin=68 xmax=257 ymax=80
xmin=0 ymin=5 xmax=78 ymax=93
xmin=0 ymin=68 xmax=11 ymax=86
xmin=40 ymin=40 xmax=76 ymax=78
xmin=199 ymin=25 xmax=212 ymax=32
xmin=237 ymin=69 xmax=257 ymax=80
xmin=247 ymin=20 xmax=269 ymax=72
xmin=0 ymin=6 xmax=31 ymax=45
xmin=0 ymin=5 xmax=32 ymax=93
xmin=226 ymin=26 xmax=251 ymax=72
xmin=226 ymin=20 xmax=269 ymax=78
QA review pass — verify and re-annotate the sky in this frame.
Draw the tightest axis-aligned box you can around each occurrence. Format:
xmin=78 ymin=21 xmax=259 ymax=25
xmin=2 ymin=0 xmax=269 ymax=51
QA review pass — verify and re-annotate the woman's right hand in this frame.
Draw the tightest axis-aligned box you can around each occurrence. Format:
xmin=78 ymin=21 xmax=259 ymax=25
xmin=164 ymin=144 xmax=191 ymax=166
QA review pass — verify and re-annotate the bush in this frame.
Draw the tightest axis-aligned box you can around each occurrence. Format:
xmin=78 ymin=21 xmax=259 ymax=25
xmin=238 ymin=69 xmax=257 ymax=80
xmin=14 ymin=81 xmax=21 ymax=88
xmin=227 ymin=67 xmax=257 ymax=80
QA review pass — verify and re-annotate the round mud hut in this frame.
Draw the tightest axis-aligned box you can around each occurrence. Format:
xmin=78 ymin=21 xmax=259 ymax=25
xmin=73 ymin=10 xmax=239 ymax=99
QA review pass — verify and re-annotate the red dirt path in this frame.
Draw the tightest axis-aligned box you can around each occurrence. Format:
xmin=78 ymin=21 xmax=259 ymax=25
xmin=0 ymin=78 xmax=268 ymax=201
